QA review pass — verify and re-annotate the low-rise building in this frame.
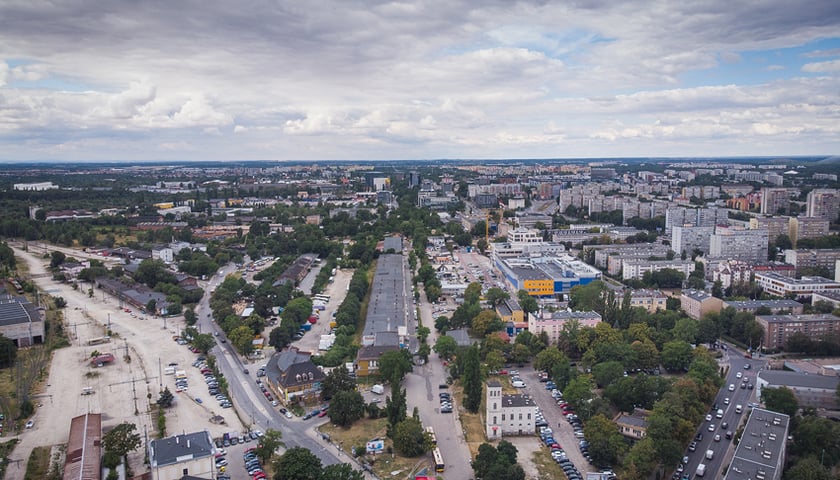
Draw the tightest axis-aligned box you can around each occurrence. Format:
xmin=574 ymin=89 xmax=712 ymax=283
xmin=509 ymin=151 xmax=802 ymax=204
xmin=812 ymin=291 xmax=840 ymax=310
xmin=711 ymin=260 xmax=753 ymax=289
xmin=149 ymin=430 xmax=216 ymax=480
xmin=0 ymin=292 xmax=46 ymax=347
xmin=755 ymin=314 xmax=840 ymax=350
xmin=527 ymin=310 xmax=602 ymax=345
xmin=755 ymin=272 xmax=840 ymax=300
xmin=265 ymin=347 xmax=325 ymax=404
xmin=354 ymin=344 xmax=400 ymax=377
xmin=485 ymin=380 xmax=537 ymax=439
xmin=723 ymin=300 xmax=804 ymax=315
xmin=614 ymin=408 xmax=651 ymax=440
xmin=756 ymin=370 xmax=839 ymax=410
xmin=680 ymin=289 xmax=724 ymax=320
xmin=723 ymin=408 xmax=789 ymax=480
xmin=629 ymin=289 xmax=668 ymax=313
xmin=63 ymin=413 xmax=101 ymax=480
xmin=622 ymin=259 xmax=695 ymax=281
xmin=496 ymin=297 xmax=524 ymax=324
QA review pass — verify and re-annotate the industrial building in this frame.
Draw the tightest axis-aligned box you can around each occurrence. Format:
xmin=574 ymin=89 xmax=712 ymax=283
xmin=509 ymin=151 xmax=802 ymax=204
xmin=723 ymin=408 xmax=789 ymax=480
xmin=495 ymin=254 xmax=601 ymax=298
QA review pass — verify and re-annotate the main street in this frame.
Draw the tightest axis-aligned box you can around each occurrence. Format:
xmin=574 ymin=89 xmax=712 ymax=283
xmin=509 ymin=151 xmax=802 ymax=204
xmin=194 ymin=263 xmax=358 ymax=470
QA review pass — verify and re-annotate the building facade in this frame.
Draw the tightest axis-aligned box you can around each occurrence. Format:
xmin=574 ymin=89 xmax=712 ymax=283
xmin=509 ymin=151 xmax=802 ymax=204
xmin=622 ymin=259 xmax=695 ymax=281
xmin=755 ymin=272 xmax=840 ymax=300
xmin=485 ymin=380 xmax=537 ymax=439
xmin=527 ymin=310 xmax=601 ymax=345
xmin=680 ymin=289 xmax=724 ymax=320
xmin=709 ymin=225 xmax=769 ymax=263
xmin=755 ymin=314 xmax=840 ymax=350
xmin=149 ymin=431 xmax=216 ymax=480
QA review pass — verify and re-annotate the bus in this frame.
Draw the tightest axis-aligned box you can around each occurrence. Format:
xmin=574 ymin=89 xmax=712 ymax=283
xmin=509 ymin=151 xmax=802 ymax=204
xmin=425 ymin=426 xmax=437 ymax=447
xmin=432 ymin=447 xmax=444 ymax=473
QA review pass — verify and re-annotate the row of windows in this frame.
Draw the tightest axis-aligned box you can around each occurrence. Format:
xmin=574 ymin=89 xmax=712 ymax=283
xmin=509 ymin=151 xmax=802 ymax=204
xmin=491 ymin=413 xmax=532 ymax=422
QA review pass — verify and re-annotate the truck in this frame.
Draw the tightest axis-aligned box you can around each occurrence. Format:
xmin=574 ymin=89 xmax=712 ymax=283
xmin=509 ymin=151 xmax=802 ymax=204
xmin=371 ymin=384 xmax=385 ymax=395
xmin=696 ymin=463 xmax=707 ymax=477
xmin=705 ymin=449 xmax=714 ymax=460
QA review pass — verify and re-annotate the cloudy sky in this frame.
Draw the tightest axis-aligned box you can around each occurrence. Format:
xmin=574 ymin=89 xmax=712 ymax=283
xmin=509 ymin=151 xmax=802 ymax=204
xmin=1 ymin=1 xmax=839 ymax=162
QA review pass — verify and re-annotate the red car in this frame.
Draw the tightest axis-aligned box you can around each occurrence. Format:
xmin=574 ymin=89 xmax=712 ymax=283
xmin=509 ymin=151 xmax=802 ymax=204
xmin=318 ymin=410 xmax=328 ymax=417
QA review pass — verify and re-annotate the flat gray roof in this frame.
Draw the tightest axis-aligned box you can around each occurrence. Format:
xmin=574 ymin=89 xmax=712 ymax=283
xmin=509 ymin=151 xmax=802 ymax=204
xmin=724 ymin=408 xmax=789 ymax=480
xmin=759 ymin=370 xmax=840 ymax=391
xmin=363 ymin=254 xmax=409 ymax=345
xmin=150 ymin=431 xmax=214 ymax=467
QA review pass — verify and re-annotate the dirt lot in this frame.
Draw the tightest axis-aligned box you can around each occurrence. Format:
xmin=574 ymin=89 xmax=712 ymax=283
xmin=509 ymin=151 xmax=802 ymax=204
xmin=6 ymin=246 xmax=244 ymax=480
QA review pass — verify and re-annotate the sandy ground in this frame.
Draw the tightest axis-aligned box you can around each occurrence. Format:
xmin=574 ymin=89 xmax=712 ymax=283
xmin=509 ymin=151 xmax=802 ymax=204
xmin=6 ymin=244 xmax=244 ymax=480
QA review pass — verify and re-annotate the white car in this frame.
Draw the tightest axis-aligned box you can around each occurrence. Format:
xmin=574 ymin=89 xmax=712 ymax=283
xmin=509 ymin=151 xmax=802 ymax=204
xmin=736 ymin=372 xmax=742 ymax=379
xmin=705 ymin=414 xmax=713 ymax=421
xmin=25 ymin=420 xmax=34 ymax=429
xmin=723 ymin=397 xmax=730 ymax=405
xmin=728 ymin=383 xmax=735 ymax=391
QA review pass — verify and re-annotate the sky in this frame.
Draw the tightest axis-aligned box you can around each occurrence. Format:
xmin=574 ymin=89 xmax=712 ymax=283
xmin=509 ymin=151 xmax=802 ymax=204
xmin=0 ymin=0 xmax=839 ymax=162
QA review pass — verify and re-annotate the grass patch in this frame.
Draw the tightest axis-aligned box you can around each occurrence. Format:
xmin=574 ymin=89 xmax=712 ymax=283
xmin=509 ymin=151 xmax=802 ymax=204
xmin=531 ymin=448 xmax=567 ymax=480
xmin=452 ymin=383 xmax=485 ymax=458
xmin=23 ymin=445 xmax=53 ymax=480
xmin=320 ymin=418 xmax=427 ymax=478
xmin=0 ymin=439 xmax=19 ymax=479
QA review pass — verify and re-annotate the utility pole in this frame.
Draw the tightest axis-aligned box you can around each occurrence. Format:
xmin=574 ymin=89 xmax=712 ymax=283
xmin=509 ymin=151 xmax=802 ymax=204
xmin=109 ymin=374 xmax=159 ymax=416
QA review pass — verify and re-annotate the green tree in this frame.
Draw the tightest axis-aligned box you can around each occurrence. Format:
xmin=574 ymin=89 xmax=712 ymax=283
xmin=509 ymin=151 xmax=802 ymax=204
xmin=320 ymin=464 xmax=364 ymax=480
xmin=328 ymin=390 xmax=366 ymax=427
xmin=321 ymin=365 xmax=356 ymax=400
xmin=50 ymin=250 xmax=66 ymax=267
xmin=102 ymin=423 xmax=142 ymax=465
xmin=434 ymin=335 xmax=458 ymax=361
xmin=591 ymin=361 xmax=625 ymax=388
xmin=761 ymin=386 xmax=798 ymax=417
xmin=661 ymin=340 xmax=693 ymax=372
xmin=229 ymin=325 xmax=255 ymax=355
xmin=183 ymin=308 xmax=197 ymax=326
xmin=392 ymin=417 xmax=427 ymax=457
xmin=564 ymin=376 xmax=595 ymax=419
xmin=378 ymin=349 xmax=413 ymax=384
xmin=792 ymin=416 xmax=840 ymax=466
xmin=516 ymin=289 xmax=538 ymax=315
xmin=156 ymin=387 xmax=174 ymax=408
xmin=471 ymin=309 xmax=502 ymax=337
xmin=533 ymin=348 xmax=568 ymax=374
xmin=273 ymin=447 xmax=321 ymax=480
xmin=672 ymin=318 xmax=698 ymax=343
xmin=782 ymin=456 xmax=832 ymax=480
xmin=0 ymin=333 xmax=18 ymax=368
xmin=462 ymin=345 xmax=483 ymax=413
xmin=585 ymin=414 xmax=628 ymax=468
xmin=255 ymin=429 xmax=283 ymax=464
xmin=484 ymin=287 xmax=510 ymax=306
xmin=191 ymin=333 xmax=215 ymax=354
xmin=485 ymin=350 xmax=505 ymax=373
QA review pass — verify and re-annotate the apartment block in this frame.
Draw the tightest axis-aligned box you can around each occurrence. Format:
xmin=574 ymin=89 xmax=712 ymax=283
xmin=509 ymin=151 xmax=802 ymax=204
xmin=755 ymin=314 xmax=840 ymax=350
xmin=723 ymin=299 xmax=803 ymax=315
xmin=709 ymin=225 xmax=769 ymax=263
xmin=629 ymin=289 xmax=668 ymax=313
xmin=665 ymin=206 xmax=728 ymax=231
xmin=681 ymin=289 xmax=724 ymax=320
xmin=672 ymin=226 xmax=713 ymax=257
xmin=622 ymin=259 xmax=695 ymax=280
xmin=760 ymin=187 xmax=792 ymax=215
xmin=755 ymin=272 xmax=840 ymax=300
xmin=711 ymin=260 xmax=753 ymax=289
xmin=789 ymin=217 xmax=830 ymax=246
xmin=527 ymin=310 xmax=602 ymax=345
xmin=783 ymin=249 xmax=840 ymax=275
xmin=749 ymin=216 xmax=790 ymax=241
xmin=805 ymin=188 xmax=840 ymax=220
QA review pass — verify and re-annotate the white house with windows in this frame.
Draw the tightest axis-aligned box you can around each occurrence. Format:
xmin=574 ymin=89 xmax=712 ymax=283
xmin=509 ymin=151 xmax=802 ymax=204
xmin=485 ymin=380 xmax=537 ymax=439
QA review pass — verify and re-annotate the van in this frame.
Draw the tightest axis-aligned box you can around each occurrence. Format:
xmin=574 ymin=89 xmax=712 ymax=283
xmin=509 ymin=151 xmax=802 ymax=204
xmin=512 ymin=380 xmax=526 ymax=388
xmin=705 ymin=449 xmax=714 ymax=460
xmin=735 ymin=404 xmax=743 ymax=414
xmin=716 ymin=409 xmax=724 ymax=418
xmin=164 ymin=366 xmax=176 ymax=375
xmin=371 ymin=384 xmax=385 ymax=395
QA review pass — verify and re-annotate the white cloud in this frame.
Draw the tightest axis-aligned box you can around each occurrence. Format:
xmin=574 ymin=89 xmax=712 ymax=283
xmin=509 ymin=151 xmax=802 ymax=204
xmin=802 ymin=59 xmax=840 ymax=73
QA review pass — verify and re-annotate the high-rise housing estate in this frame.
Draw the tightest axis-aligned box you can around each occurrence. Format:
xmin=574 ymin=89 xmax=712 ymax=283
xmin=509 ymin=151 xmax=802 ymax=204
xmin=760 ymin=187 xmax=791 ymax=215
xmin=709 ymin=225 xmax=769 ymax=263
xmin=789 ymin=217 xmax=830 ymax=246
xmin=665 ymin=206 xmax=728 ymax=231
xmin=805 ymin=189 xmax=840 ymax=221
xmin=671 ymin=226 xmax=714 ymax=257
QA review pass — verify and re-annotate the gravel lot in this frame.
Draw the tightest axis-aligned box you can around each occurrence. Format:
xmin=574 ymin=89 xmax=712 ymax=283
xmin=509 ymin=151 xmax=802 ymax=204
xmin=7 ymin=245 xmax=244 ymax=479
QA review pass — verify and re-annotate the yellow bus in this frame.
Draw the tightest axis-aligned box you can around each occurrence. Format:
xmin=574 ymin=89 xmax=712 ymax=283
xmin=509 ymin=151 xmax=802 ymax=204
xmin=432 ymin=447 xmax=444 ymax=473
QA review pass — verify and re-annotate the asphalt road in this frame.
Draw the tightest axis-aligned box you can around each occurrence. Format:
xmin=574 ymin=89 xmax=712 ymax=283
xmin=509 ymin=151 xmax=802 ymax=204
xmin=194 ymin=263 xmax=355 ymax=470
xmin=680 ymin=346 xmax=765 ymax=479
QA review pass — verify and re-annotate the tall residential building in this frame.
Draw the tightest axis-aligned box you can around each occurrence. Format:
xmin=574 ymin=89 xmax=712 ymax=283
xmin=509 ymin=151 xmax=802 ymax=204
xmin=672 ymin=226 xmax=714 ymax=257
xmin=749 ymin=216 xmax=790 ymax=242
xmin=760 ymin=187 xmax=791 ymax=215
xmin=783 ymin=249 xmax=840 ymax=275
xmin=709 ymin=225 xmax=769 ymax=263
xmin=789 ymin=216 xmax=830 ymax=246
xmin=665 ymin=206 xmax=728 ymax=231
xmin=805 ymin=189 xmax=840 ymax=221
xmin=755 ymin=314 xmax=840 ymax=350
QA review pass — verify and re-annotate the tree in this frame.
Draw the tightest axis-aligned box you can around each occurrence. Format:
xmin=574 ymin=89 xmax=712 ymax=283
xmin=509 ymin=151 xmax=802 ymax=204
xmin=393 ymin=417 xmax=427 ymax=457
xmin=191 ymin=333 xmax=215 ymax=354
xmin=157 ymin=387 xmax=174 ymax=408
xmin=434 ymin=335 xmax=458 ymax=360
xmin=320 ymin=464 xmax=364 ymax=480
xmin=761 ymin=387 xmax=798 ymax=417
xmin=591 ymin=361 xmax=625 ymax=388
xmin=661 ymin=340 xmax=693 ymax=372
xmin=321 ymin=365 xmax=356 ymax=400
xmin=328 ymin=390 xmax=366 ymax=427
xmin=50 ymin=250 xmax=66 ymax=267
xmin=183 ymin=308 xmax=197 ymax=326
xmin=0 ymin=333 xmax=18 ymax=368
xmin=672 ymin=318 xmax=698 ymax=343
xmin=782 ymin=456 xmax=832 ymax=480
xmin=273 ymin=447 xmax=321 ymax=480
xmin=497 ymin=440 xmax=518 ymax=464
xmin=462 ymin=345 xmax=483 ymax=413
xmin=534 ymin=348 xmax=567 ymax=374
xmin=378 ymin=349 xmax=412 ymax=384
xmin=564 ymin=376 xmax=595 ymax=419
xmin=485 ymin=287 xmax=510 ymax=306
xmin=585 ymin=414 xmax=628 ymax=468
xmin=102 ymin=423 xmax=142 ymax=464
xmin=516 ymin=289 xmax=538 ymax=315
xmin=485 ymin=350 xmax=505 ymax=372
xmin=228 ymin=325 xmax=255 ymax=355
xmin=255 ymin=429 xmax=283 ymax=464
xmin=471 ymin=309 xmax=502 ymax=336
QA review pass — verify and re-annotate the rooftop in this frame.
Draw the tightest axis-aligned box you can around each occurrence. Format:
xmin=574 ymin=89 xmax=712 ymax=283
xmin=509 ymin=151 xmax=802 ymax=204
xmin=759 ymin=370 xmax=840 ymax=391
xmin=756 ymin=313 xmax=840 ymax=324
xmin=149 ymin=431 xmax=214 ymax=468
xmin=724 ymin=408 xmax=789 ymax=480
xmin=724 ymin=299 xmax=803 ymax=309
xmin=502 ymin=394 xmax=536 ymax=408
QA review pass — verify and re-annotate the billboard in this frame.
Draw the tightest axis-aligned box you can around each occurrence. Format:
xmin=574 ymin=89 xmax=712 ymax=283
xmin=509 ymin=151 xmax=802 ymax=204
xmin=366 ymin=438 xmax=385 ymax=454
